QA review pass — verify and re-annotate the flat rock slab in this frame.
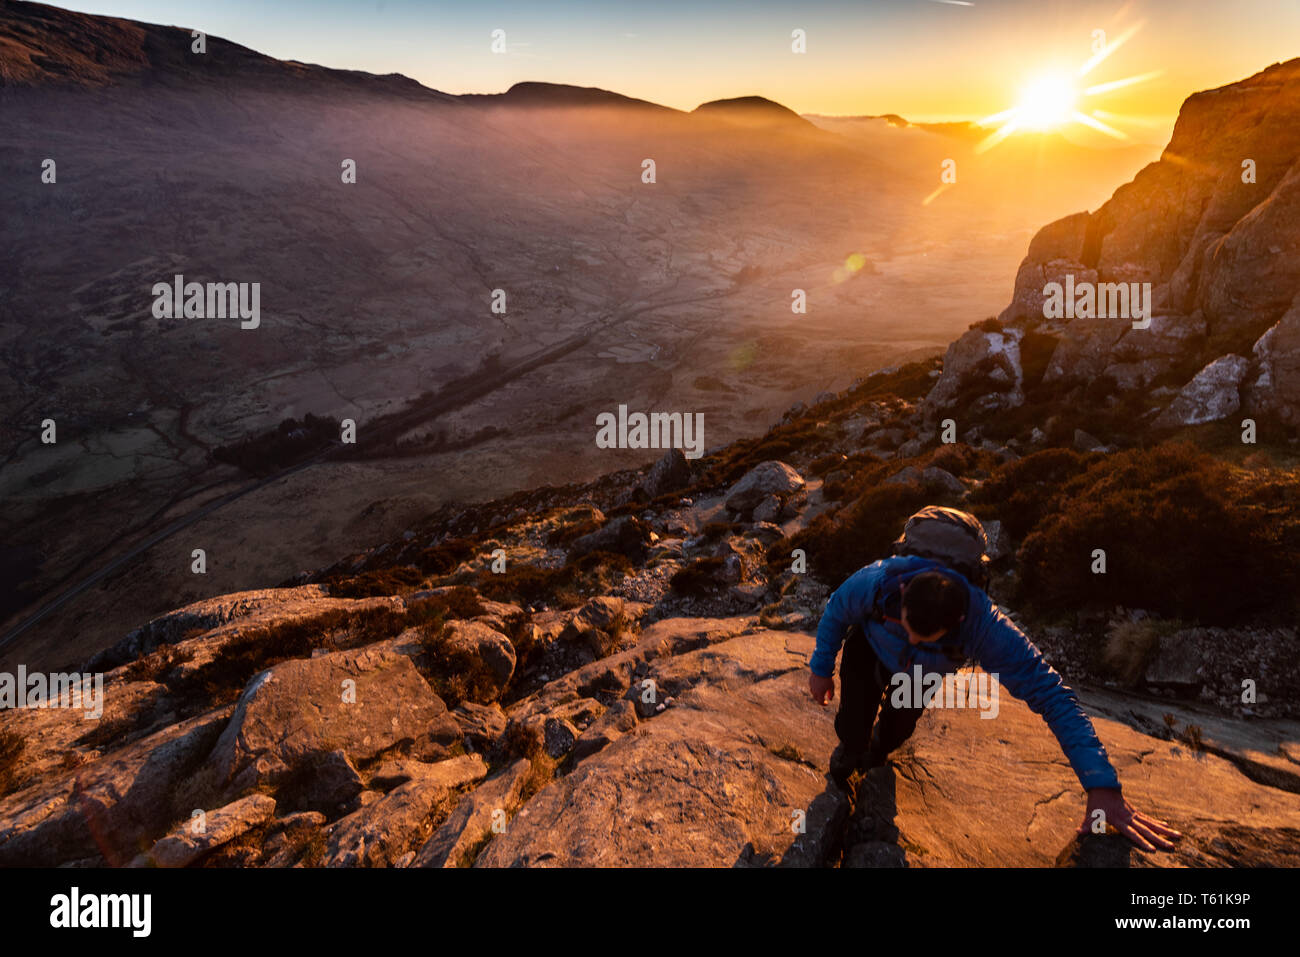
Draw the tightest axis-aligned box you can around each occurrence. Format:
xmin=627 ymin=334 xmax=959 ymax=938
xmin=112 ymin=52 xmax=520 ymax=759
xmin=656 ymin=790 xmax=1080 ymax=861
xmin=843 ymin=681 xmax=1300 ymax=867
xmin=1081 ymin=687 xmax=1300 ymax=794
xmin=475 ymin=627 xmax=1300 ymax=868
xmin=477 ymin=629 xmax=847 ymax=867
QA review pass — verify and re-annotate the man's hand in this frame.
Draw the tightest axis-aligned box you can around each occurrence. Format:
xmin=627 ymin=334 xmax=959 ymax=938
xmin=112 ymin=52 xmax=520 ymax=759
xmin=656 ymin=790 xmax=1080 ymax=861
xmin=1080 ymin=788 xmax=1182 ymax=851
xmin=809 ymin=673 xmax=835 ymax=706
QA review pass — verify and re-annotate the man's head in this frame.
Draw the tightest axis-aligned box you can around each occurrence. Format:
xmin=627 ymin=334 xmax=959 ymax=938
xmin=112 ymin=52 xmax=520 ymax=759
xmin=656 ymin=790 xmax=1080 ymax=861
xmin=899 ymin=571 xmax=968 ymax=645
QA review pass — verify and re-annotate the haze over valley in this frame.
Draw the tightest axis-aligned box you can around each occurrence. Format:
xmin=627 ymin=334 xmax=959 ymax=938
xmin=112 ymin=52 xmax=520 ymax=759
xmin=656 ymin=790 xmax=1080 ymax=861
xmin=2 ymin=2 xmax=1155 ymax=664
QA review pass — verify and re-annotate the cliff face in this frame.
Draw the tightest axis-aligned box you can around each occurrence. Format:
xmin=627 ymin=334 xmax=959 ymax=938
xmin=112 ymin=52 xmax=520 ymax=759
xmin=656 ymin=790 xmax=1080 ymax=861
xmin=934 ymin=59 xmax=1300 ymax=428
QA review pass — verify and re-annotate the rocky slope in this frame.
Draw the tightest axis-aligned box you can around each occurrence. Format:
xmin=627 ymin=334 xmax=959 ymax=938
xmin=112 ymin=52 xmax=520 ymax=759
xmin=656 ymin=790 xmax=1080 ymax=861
xmin=2 ymin=352 xmax=1298 ymax=866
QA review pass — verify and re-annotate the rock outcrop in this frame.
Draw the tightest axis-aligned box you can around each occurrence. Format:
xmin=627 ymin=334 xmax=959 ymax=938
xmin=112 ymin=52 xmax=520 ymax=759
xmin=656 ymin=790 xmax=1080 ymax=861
xmin=0 ymin=707 xmax=234 ymax=866
xmin=927 ymin=59 xmax=1300 ymax=431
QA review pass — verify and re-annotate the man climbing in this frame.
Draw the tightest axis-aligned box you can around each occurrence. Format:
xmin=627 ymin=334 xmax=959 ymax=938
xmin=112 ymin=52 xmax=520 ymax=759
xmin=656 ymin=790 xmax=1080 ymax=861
xmin=809 ymin=505 xmax=1181 ymax=852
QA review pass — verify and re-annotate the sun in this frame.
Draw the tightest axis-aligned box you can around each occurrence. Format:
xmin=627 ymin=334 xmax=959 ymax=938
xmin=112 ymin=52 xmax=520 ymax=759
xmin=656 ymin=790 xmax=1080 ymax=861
xmin=1015 ymin=72 xmax=1078 ymax=130
xmin=971 ymin=20 xmax=1163 ymax=154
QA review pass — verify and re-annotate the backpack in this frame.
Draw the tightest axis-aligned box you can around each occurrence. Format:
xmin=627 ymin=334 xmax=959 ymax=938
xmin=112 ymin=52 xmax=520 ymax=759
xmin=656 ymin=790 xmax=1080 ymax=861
xmin=890 ymin=506 xmax=991 ymax=592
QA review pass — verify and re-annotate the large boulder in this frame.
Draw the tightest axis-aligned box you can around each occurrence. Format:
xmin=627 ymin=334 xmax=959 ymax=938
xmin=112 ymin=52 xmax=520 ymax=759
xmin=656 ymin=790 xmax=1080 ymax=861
xmin=1042 ymin=315 xmax=1131 ymax=385
xmin=1195 ymin=156 xmax=1300 ymax=337
xmin=208 ymin=645 xmax=461 ymax=793
xmin=441 ymin=620 xmax=517 ymax=690
xmin=568 ymin=515 xmax=653 ymax=562
xmin=922 ymin=326 xmax=1025 ymax=421
xmin=1152 ymin=354 xmax=1251 ymax=428
xmin=1245 ymin=294 xmax=1300 ymax=425
xmin=998 ymin=211 xmax=1095 ymax=324
xmin=724 ymin=461 xmax=806 ymax=514
xmin=640 ymin=449 xmax=693 ymax=499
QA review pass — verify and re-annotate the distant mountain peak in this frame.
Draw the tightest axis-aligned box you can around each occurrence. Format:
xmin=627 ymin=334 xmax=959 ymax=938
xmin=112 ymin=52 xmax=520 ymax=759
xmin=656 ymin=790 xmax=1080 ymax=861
xmin=461 ymin=81 xmax=678 ymax=112
xmin=691 ymin=95 xmax=813 ymax=129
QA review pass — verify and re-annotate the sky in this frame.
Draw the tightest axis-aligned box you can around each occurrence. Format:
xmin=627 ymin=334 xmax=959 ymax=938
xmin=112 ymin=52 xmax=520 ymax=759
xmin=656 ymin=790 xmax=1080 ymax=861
xmin=50 ymin=0 xmax=1300 ymax=137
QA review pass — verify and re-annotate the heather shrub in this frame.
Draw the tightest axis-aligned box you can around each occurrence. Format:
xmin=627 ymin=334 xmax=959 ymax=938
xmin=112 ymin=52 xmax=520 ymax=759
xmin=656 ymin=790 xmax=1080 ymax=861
xmin=670 ymin=557 xmax=726 ymax=596
xmin=0 ymin=730 xmax=25 ymax=797
xmin=416 ymin=626 xmax=502 ymax=707
xmin=1017 ymin=444 xmax=1298 ymax=623
xmin=925 ymin=443 xmax=999 ymax=478
xmin=968 ymin=448 xmax=1091 ymax=538
xmin=326 ymin=565 xmax=423 ymax=598
xmin=417 ymin=538 xmax=477 ymax=575
xmin=821 ymin=455 xmax=894 ymax=503
xmin=476 ymin=551 xmax=632 ymax=608
xmin=776 ymin=480 xmax=941 ymax=585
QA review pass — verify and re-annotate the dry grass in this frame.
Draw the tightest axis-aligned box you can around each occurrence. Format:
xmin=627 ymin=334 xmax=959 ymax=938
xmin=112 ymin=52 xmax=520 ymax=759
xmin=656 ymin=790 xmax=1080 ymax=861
xmin=325 ymin=565 xmax=424 ymax=598
xmin=476 ymin=551 xmax=633 ymax=609
xmin=121 ymin=644 xmax=194 ymax=683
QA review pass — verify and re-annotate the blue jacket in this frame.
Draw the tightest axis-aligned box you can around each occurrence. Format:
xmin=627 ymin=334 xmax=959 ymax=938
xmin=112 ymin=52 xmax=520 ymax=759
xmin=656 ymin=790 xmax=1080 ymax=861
xmin=812 ymin=555 xmax=1121 ymax=791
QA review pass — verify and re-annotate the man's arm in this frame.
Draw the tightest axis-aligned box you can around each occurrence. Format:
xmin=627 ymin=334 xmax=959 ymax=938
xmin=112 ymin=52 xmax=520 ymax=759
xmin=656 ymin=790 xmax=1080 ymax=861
xmin=810 ymin=562 xmax=884 ymax=677
xmin=969 ymin=601 xmax=1121 ymax=791
xmin=971 ymin=600 xmax=1181 ymax=850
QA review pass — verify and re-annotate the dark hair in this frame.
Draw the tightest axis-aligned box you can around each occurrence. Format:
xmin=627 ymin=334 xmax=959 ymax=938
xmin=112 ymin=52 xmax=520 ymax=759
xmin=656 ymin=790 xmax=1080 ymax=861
xmin=901 ymin=572 xmax=967 ymax=638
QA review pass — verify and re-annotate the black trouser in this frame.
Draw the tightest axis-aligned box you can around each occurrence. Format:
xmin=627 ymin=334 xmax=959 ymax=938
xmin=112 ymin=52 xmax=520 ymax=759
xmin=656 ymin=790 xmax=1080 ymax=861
xmin=834 ymin=624 xmax=927 ymax=757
